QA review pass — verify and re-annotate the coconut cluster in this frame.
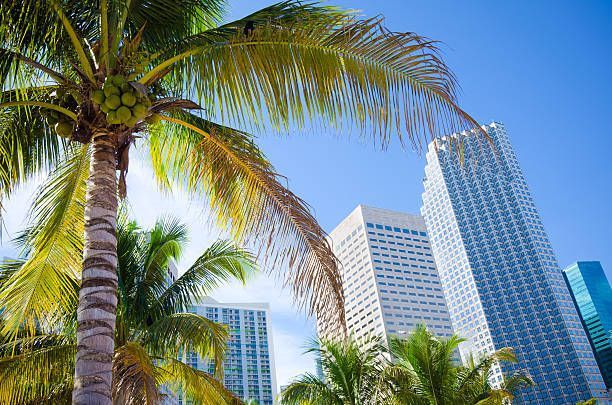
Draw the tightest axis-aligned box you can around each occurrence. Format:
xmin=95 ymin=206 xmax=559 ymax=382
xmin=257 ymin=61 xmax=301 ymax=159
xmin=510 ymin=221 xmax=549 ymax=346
xmin=92 ymin=75 xmax=151 ymax=127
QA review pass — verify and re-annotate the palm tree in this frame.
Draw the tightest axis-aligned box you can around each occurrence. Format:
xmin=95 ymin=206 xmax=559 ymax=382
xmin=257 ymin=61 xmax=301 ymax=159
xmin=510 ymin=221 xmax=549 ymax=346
xmin=0 ymin=0 xmax=482 ymax=402
xmin=0 ymin=216 xmax=255 ymax=404
xmin=282 ymin=328 xmax=533 ymax=405
xmin=385 ymin=325 xmax=534 ymax=404
xmin=280 ymin=336 xmax=388 ymax=404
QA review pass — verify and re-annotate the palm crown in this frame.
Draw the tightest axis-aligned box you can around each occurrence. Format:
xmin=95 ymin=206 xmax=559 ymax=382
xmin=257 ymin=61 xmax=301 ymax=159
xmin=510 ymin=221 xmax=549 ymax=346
xmin=0 ymin=0 xmax=481 ymax=402
xmin=281 ymin=326 xmax=534 ymax=405
xmin=0 ymin=216 xmax=255 ymax=404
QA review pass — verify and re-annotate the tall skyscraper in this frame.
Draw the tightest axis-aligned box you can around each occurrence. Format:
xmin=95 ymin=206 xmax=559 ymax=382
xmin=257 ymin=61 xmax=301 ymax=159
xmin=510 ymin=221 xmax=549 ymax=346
xmin=563 ymin=261 xmax=612 ymax=389
xmin=421 ymin=122 xmax=607 ymax=403
xmin=177 ymin=298 xmax=277 ymax=405
xmin=317 ymin=205 xmax=454 ymax=348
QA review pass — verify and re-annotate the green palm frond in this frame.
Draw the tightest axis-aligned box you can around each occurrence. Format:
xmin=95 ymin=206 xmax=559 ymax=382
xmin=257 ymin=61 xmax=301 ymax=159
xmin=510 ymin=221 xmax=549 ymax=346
xmin=150 ymin=112 xmax=345 ymax=328
xmin=281 ymin=373 xmax=342 ymax=405
xmin=116 ymin=0 xmax=226 ymax=53
xmin=149 ymin=1 xmax=481 ymax=146
xmin=501 ymin=372 xmax=534 ymax=397
xmin=143 ymin=312 xmax=228 ymax=377
xmin=0 ymin=0 xmax=96 ymax=85
xmin=283 ymin=336 xmax=387 ymax=404
xmin=158 ymin=357 xmax=242 ymax=405
xmin=0 ymin=93 xmax=65 ymax=203
xmin=388 ymin=325 xmax=463 ymax=404
xmin=113 ymin=342 xmax=160 ymax=405
xmin=139 ymin=216 xmax=188 ymax=297
xmin=0 ymin=335 xmax=75 ymax=404
xmin=0 ymin=144 xmax=89 ymax=336
xmin=154 ymin=239 xmax=255 ymax=317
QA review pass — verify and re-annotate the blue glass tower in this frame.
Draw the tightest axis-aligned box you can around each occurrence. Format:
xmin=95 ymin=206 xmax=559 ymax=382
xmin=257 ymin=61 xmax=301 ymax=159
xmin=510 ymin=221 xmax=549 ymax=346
xmin=421 ymin=122 xmax=607 ymax=403
xmin=563 ymin=261 xmax=612 ymax=389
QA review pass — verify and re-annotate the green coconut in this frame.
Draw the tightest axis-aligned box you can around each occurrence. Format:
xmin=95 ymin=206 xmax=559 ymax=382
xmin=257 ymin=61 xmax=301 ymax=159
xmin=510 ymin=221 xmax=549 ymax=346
xmin=121 ymin=82 xmax=132 ymax=93
xmin=103 ymin=85 xmax=120 ymax=97
xmin=132 ymin=103 xmax=147 ymax=119
xmin=112 ymin=75 xmax=125 ymax=87
xmin=100 ymin=103 xmax=111 ymax=113
xmin=105 ymin=94 xmax=121 ymax=110
xmin=55 ymin=121 xmax=73 ymax=138
xmin=106 ymin=110 xmax=120 ymax=125
xmin=92 ymin=90 xmax=105 ymax=105
xmin=116 ymin=106 xmax=132 ymax=123
xmin=121 ymin=92 xmax=137 ymax=107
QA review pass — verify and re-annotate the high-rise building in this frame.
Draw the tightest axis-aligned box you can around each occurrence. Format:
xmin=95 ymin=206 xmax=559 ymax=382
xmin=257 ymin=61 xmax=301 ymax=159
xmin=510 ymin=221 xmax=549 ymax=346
xmin=421 ymin=122 xmax=607 ymax=403
xmin=177 ymin=298 xmax=277 ymax=405
xmin=563 ymin=261 xmax=612 ymax=389
xmin=317 ymin=205 xmax=454 ymax=349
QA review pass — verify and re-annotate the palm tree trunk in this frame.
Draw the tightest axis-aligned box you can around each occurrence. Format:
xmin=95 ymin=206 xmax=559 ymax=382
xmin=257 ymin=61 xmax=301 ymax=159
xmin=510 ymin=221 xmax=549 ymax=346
xmin=73 ymin=130 xmax=118 ymax=405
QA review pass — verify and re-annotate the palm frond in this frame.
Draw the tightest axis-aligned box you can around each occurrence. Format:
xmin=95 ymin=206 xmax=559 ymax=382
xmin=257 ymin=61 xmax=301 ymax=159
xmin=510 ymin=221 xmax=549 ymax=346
xmin=117 ymin=0 xmax=226 ymax=55
xmin=0 ymin=144 xmax=89 ymax=336
xmin=388 ymin=325 xmax=462 ymax=404
xmin=150 ymin=1 xmax=482 ymax=147
xmin=154 ymin=239 xmax=255 ymax=317
xmin=139 ymin=216 xmax=188 ymax=297
xmin=47 ymin=0 xmax=95 ymax=81
xmin=150 ymin=112 xmax=345 ymax=329
xmin=281 ymin=373 xmax=342 ymax=405
xmin=157 ymin=357 xmax=242 ymax=405
xmin=286 ymin=336 xmax=387 ymax=404
xmin=0 ymin=49 xmax=69 ymax=84
xmin=0 ymin=0 xmax=97 ymax=86
xmin=142 ymin=312 xmax=227 ymax=377
xmin=0 ymin=92 xmax=65 ymax=205
xmin=113 ymin=342 xmax=160 ymax=405
xmin=0 ymin=335 xmax=75 ymax=404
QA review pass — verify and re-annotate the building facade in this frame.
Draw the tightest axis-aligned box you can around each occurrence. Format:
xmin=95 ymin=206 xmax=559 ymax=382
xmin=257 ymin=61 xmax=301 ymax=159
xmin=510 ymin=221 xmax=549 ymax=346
xmin=178 ymin=298 xmax=277 ymax=405
xmin=563 ymin=261 xmax=612 ymax=390
xmin=421 ymin=122 xmax=607 ymax=403
xmin=317 ymin=205 xmax=454 ymax=348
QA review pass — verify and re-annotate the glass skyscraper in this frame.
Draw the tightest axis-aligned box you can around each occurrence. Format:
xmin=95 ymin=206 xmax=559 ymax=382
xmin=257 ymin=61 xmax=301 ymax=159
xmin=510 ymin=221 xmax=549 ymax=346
xmin=175 ymin=298 xmax=277 ymax=405
xmin=317 ymin=205 xmax=454 ymax=349
xmin=421 ymin=122 xmax=607 ymax=403
xmin=563 ymin=261 xmax=612 ymax=389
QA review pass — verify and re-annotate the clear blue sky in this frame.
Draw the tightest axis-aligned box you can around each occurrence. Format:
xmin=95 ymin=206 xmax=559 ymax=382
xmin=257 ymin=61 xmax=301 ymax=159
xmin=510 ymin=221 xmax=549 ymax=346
xmin=229 ymin=0 xmax=612 ymax=278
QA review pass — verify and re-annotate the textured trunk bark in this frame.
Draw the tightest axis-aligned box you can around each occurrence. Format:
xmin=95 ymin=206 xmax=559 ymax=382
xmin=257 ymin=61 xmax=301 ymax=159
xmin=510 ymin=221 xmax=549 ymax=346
xmin=73 ymin=130 xmax=118 ymax=405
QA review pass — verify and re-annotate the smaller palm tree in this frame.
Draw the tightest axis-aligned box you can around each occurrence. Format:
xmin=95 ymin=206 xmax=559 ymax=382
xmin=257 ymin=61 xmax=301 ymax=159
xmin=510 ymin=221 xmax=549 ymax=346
xmin=0 ymin=216 xmax=256 ymax=404
xmin=282 ymin=326 xmax=534 ymax=405
xmin=385 ymin=325 xmax=534 ymax=404
xmin=280 ymin=336 xmax=388 ymax=405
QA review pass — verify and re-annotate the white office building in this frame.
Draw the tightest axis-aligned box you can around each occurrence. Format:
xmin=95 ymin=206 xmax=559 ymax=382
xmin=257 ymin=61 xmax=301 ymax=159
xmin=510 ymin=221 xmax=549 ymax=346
xmin=317 ymin=205 xmax=454 ymax=348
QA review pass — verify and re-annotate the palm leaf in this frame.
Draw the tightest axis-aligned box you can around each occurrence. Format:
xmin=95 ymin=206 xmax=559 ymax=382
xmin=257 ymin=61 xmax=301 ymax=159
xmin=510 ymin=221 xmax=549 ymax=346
xmin=149 ymin=1 xmax=482 ymax=147
xmin=113 ymin=342 xmax=160 ymax=404
xmin=157 ymin=357 xmax=242 ymax=405
xmin=142 ymin=312 xmax=227 ymax=377
xmin=0 ymin=335 xmax=75 ymax=404
xmin=154 ymin=239 xmax=255 ymax=317
xmin=281 ymin=373 xmax=343 ymax=405
xmin=0 ymin=144 xmax=89 ymax=336
xmin=0 ymin=92 xmax=65 ymax=206
xmin=149 ymin=112 xmax=345 ymax=328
